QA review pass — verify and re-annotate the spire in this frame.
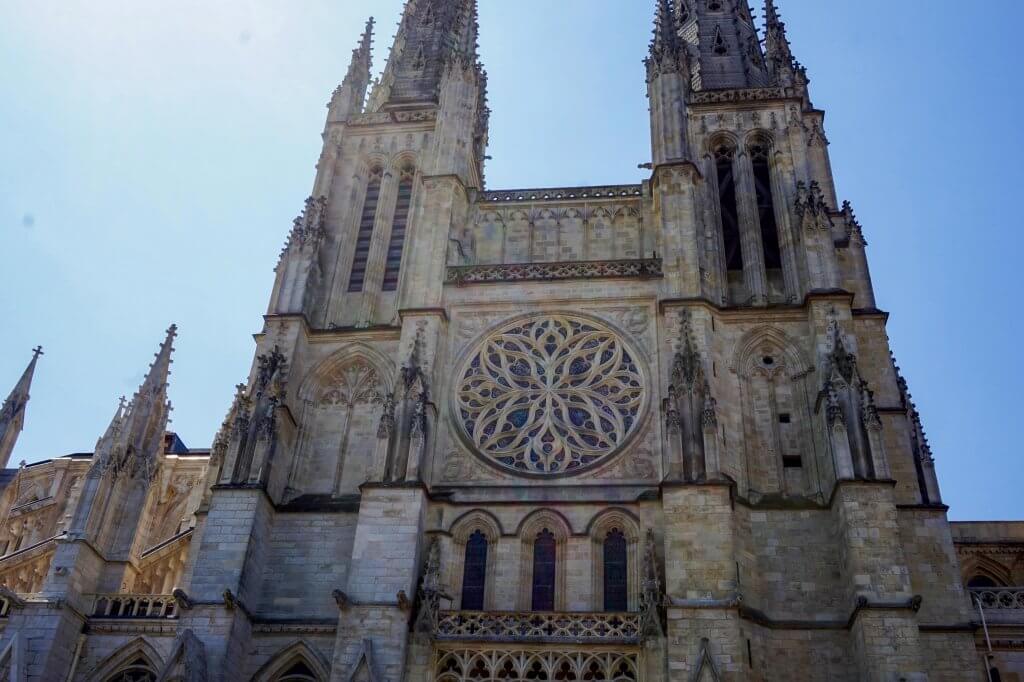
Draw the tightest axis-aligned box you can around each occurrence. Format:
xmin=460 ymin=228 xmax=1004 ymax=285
xmin=327 ymin=17 xmax=375 ymax=124
xmin=763 ymin=0 xmax=800 ymax=87
xmin=0 ymin=346 xmax=43 ymax=469
xmin=104 ymin=325 xmax=176 ymax=481
xmin=646 ymin=0 xmax=688 ymax=81
xmin=371 ymin=0 xmax=481 ymax=109
xmin=679 ymin=0 xmax=767 ymax=90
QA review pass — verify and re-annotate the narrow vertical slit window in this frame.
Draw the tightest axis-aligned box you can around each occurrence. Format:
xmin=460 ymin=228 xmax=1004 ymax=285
xmin=750 ymin=141 xmax=783 ymax=270
xmin=603 ymin=528 xmax=628 ymax=612
xmin=461 ymin=530 xmax=488 ymax=611
xmin=382 ymin=166 xmax=414 ymax=292
xmin=715 ymin=143 xmax=743 ymax=272
xmin=532 ymin=528 xmax=556 ymax=611
xmin=347 ymin=168 xmax=383 ymax=292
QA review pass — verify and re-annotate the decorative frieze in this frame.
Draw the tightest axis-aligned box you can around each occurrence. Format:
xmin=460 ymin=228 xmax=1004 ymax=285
xmin=479 ymin=185 xmax=642 ymax=203
xmin=446 ymin=258 xmax=663 ymax=285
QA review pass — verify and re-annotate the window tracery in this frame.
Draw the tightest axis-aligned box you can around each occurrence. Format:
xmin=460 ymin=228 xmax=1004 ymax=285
xmin=455 ymin=315 xmax=646 ymax=476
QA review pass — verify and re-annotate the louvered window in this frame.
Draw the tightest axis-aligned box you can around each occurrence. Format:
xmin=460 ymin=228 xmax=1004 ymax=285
xmin=532 ymin=529 xmax=556 ymax=611
xmin=461 ymin=530 xmax=488 ymax=611
xmin=750 ymin=141 xmax=782 ymax=270
xmin=603 ymin=528 xmax=628 ymax=612
xmin=347 ymin=169 xmax=382 ymax=292
xmin=383 ymin=167 xmax=414 ymax=291
xmin=714 ymin=143 xmax=743 ymax=272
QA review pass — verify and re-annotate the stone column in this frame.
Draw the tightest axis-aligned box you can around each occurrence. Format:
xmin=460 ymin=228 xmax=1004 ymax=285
xmin=733 ymin=152 xmax=768 ymax=306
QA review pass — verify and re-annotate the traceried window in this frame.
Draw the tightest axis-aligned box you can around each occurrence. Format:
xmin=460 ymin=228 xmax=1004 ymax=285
xmin=714 ymin=143 xmax=743 ymax=272
xmin=461 ymin=530 xmax=488 ymax=611
xmin=382 ymin=166 xmax=414 ymax=291
xmin=454 ymin=314 xmax=647 ymax=476
xmin=603 ymin=528 xmax=628 ymax=612
xmin=749 ymin=140 xmax=783 ymax=270
xmin=104 ymin=658 xmax=157 ymax=682
xmin=532 ymin=529 xmax=557 ymax=611
xmin=348 ymin=168 xmax=383 ymax=292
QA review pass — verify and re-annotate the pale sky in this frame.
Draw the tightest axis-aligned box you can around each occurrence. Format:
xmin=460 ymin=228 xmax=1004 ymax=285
xmin=1 ymin=1 xmax=1021 ymax=520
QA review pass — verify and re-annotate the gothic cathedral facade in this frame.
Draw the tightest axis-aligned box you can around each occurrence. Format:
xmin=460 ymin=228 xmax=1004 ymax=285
xmin=0 ymin=1 xmax=1010 ymax=680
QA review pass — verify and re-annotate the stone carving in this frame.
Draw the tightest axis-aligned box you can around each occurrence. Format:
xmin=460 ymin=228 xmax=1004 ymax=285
xmin=455 ymin=314 xmax=647 ymax=476
xmin=689 ymin=86 xmax=785 ymax=104
xmin=433 ymin=649 xmax=640 ymax=682
xmin=447 ymin=258 xmax=663 ymax=285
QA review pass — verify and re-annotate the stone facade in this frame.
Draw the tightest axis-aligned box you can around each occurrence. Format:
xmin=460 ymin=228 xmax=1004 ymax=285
xmin=0 ymin=0 xmax=1009 ymax=680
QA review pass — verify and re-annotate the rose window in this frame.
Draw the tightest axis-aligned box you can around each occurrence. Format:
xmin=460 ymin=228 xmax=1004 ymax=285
xmin=455 ymin=315 xmax=646 ymax=475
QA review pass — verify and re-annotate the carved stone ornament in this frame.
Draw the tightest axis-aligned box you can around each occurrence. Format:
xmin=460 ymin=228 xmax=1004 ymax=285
xmin=454 ymin=314 xmax=648 ymax=476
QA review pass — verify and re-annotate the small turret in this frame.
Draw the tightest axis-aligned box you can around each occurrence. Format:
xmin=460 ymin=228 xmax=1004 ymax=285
xmin=0 ymin=346 xmax=43 ymax=469
xmin=646 ymin=0 xmax=692 ymax=164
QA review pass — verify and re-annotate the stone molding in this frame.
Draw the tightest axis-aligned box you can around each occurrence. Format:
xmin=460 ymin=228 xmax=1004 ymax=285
xmin=446 ymin=258 xmax=663 ymax=285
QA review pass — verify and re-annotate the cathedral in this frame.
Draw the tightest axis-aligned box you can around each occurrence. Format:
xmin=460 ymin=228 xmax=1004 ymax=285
xmin=0 ymin=0 xmax=1021 ymax=680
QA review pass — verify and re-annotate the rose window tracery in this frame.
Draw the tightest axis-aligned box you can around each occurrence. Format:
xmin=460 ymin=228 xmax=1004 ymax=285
xmin=455 ymin=315 xmax=646 ymax=475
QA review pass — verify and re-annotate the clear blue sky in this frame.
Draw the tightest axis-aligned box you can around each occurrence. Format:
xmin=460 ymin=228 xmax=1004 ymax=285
xmin=1 ymin=1 xmax=1020 ymax=520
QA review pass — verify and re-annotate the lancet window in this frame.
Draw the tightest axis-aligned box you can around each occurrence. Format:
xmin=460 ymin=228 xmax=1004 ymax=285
xmin=348 ymin=167 xmax=383 ymax=292
xmin=749 ymin=139 xmax=782 ymax=270
xmin=603 ymin=528 xmax=628 ymax=612
xmin=461 ymin=530 xmax=488 ymax=611
xmin=532 ymin=529 xmax=557 ymax=611
xmin=714 ymin=142 xmax=743 ymax=273
xmin=382 ymin=165 xmax=414 ymax=291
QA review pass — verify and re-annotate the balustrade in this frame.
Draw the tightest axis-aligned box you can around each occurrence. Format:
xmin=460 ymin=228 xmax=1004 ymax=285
xmin=971 ymin=587 xmax=1024 ymax=610
xmin=434 ymin=610 xmax=641 ymax=644
xmin=91 ymin=594 xmax=178 ymax=619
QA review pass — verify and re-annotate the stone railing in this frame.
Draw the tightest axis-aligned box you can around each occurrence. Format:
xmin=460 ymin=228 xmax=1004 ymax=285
xmin=91 ymin=594 xmax=179 ymax=620
xmin=971 ymin=587 xmax=1024 ymax=610
xmin=446 ymin=258 xmax=663 ymax=285
xmin=434 ymin=610 xmax=641 ymax=644
xmin=479 ymin=185 xmax=642 ymax=203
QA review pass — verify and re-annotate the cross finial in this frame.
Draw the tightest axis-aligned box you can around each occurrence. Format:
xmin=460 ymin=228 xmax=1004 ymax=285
xmin=31 ymin=346 xmax=43 ymax=359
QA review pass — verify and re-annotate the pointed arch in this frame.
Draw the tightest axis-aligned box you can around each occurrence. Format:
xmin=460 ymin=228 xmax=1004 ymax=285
xmin=252 ymin=640 xmax=331 ymax=682
xmin=587 ymin=508 xmax=642 ymax=612
xmin=292 ymin=343 xmax=396 ymax=495
xmin=449 ymin=510 xmax=503 ymax=610
xmin=730 ymin=326 xmax=820 ymax=499
xmin=961 ymin=554 xmax=1013 ymax=587
xmin=517 ymin=510 xmax=572 ymax=611
xmin=84 ymin=636 xmax=164 ymax=682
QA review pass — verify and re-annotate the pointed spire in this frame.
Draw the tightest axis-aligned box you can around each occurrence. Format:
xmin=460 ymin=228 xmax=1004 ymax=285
xmin=0 ymin=347 xmax=43 ymax=469
xmin=646 ymin=0 xmax=688 ymax=81
xmin=372 ymin=0 xmax=481 ymax=109
xmin=763 ymin=0 xmax=801 ymax=88
xmin=108 ymin=325 xmax=176 ymax=481
xmin=328 ymin=16 xmax=375 ymax=124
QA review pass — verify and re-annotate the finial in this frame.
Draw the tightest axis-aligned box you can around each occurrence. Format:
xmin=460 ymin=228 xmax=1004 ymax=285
xmin=31 ymin=346 xmax=43 ymax=360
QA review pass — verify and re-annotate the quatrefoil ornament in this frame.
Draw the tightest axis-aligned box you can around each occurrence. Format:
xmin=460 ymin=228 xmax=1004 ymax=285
xmin=454 ymin=314 xmax=647 ymax=476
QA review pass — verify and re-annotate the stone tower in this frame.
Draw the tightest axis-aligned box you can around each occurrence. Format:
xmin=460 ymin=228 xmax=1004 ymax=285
xmin=0 ymin=0 xmax=989 ymax=680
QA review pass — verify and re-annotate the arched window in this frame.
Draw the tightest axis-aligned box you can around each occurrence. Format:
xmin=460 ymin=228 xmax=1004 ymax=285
xmin=749 ymin=140 xmax=782 ymax=270
xmin=383 ymin=166 xmax=414 ymax=292
xmin=968 ymin=575 xmax=999 ymax=589
xmin=276 ymin=660 xmax=319 ymax=682
xmin=348 ymin=168 xmax=383 ymax=292
xmin=532 ymin=529 xmax=557 ymax=611
xmin=461 ymin=530 xmax=488 ymax=611
xmin=603 ymin=528 xmax=628 ymax=612
xmin=714 ymin=142 xmax=742 ymax=273
xmin=104 ymin=657 xmax=157 ymax=682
